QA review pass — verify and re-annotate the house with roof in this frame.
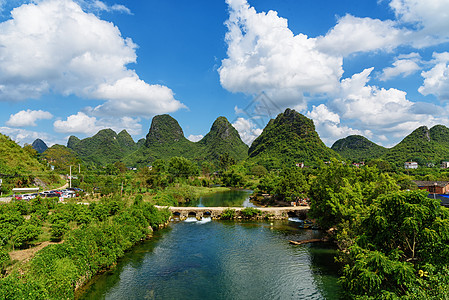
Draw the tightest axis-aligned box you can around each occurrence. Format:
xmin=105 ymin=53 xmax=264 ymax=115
xmin=412 ymin=181 xmax=449 ymax=194
xmin=404 ymin=162 xmax=418 ymax=169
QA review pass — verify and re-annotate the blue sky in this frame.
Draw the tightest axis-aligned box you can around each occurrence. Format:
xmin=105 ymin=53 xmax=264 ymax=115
xmin=0 ymin=0 xmax=449 ymax=148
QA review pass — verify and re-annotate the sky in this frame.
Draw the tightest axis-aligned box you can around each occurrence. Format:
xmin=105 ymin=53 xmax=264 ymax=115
xmin=1 ymin=0 xmax=449 ymax=149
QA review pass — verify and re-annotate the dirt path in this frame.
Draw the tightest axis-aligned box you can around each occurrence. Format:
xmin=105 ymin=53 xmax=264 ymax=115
xmin=56 ymin=181 xmax=69 ymax=190
xmin=9 ymin=241 xmax=63 ymax=264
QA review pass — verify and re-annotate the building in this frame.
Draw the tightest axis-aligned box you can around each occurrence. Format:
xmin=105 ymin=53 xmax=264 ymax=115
xmin=412 ymin=181 xmax=449 ymax=194
xmin=442 ymin=161 xmax=449 ymax=169
xmin=404 ymin=162 xmax=418 ymax=169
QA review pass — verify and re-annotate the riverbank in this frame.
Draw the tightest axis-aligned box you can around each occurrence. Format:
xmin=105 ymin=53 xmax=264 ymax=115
xmin=0 ymin=200 xmax=172 ymax=299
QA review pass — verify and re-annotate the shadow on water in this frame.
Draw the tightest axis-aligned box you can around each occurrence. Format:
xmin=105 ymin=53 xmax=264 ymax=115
xmin=309 ymin=242 xmax=344 ymax=299
xmin=75 ymin=227 xmax=172 ymax=300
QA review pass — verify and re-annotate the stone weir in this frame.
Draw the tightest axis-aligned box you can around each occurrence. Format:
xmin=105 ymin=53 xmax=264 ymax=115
xmin=154 ymin=205 xmax=310 ymax=220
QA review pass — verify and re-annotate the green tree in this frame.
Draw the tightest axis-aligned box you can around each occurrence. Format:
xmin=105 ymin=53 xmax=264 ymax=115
xmin=218 ymin=152 xmax=236 ymax=171
xmin=12 ymin=223 xmax=41 ymax=249
xmin=341 ymin=190 xmax=449 ymax=298
xmin=168 ymin=157 xmax=199 ymax=180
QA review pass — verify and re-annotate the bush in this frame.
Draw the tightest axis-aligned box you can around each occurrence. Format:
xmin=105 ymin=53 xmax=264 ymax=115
xmin=50 ymin=221 xmax=70 ymax=242
xmin=240 ymin=207 xmax=261 ymax=218
xmin=12 ymin=223 xmax=42 ymax=249
xmin=220 ymin=208 xmax=235 ymax=220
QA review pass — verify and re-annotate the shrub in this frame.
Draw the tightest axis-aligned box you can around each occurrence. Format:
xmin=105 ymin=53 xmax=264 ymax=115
xmin=241 ymin=207 xmax=261 ymax=218
xmin=220 ymin=208 xmax=235 ymax=220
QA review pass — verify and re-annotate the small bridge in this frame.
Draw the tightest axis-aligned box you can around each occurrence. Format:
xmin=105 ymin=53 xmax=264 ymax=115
xmin=155 ymin=205 xmax=310 ymax=220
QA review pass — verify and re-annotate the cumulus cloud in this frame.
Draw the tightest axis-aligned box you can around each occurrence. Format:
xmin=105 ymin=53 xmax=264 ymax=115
xmin=188 ymin=134 xmax=204 ymax=142
xmin=390 ymin=0 xmax=449 ymax=47
xmin=333 ymin=68 xmax=416 ymax=129
xmin=0 ymin=0 xmax=184 ymax=116
xmin=90 ymin=76 xmax=186 ymax=116
xmin=54 ymin=111 xmax=142 ymax=136
xmin=306 ymin=104 xmax=372 ymax=146
xmin=219 ymin=0 xmax=343 ymax=107
xmin=232 ymin=117 xmax=263 ymax=145
xmin=317 ymin=14 xmax=407 ymax=56
xmin=54 ymin=112 xmax=99 ymax=134
xmin=0 ymin=126 xmax=56 ymax=146
xmin=380 ymin=53 xmax=421 ymax=81
xmin=6 ymin=109 xmax=53 ymax=127
xmin=418 ymin=52 xmax=449 ymax=100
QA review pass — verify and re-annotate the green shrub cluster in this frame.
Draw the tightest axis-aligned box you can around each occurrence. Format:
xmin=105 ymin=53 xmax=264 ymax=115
xmin=0 ymin=198 xmax=170 ymax=299
xmin=240 ymin=207 xmax=261 ymax=218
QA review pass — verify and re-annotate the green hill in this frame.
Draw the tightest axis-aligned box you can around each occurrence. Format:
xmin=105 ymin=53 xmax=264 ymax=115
xmin=248 ymin=108 xmax=339 ymax=168
xmin=42 ymin=145 xmax=83 ymax=172
xmin=198 ymin=116 xmax=248 ymax=162
xmin=382 ymin=125 xmax=449 ymax=166
xmin=125 ymin=114 xmax=248 ymax=166
xmin=0 ymin=134 xmax=45 ymax=174
xmin=331 ymin=135 xmax=387 ymax=162
xmin=31 ymin=138 xmax=48 ymax=154
xmin=67 ymin=129 xmax=137 ymax=166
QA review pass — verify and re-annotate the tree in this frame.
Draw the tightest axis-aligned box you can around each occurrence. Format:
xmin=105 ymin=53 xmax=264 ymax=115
xmin=50 ymin=221 xmax=69 ymax=242
xmin=167 ymin=157 xmax=198 ymax=180
xmin=12 ymin=223 xmax=41 ymax=249
xmin=218 ymin=153 xmax=236 ymax=171
xmin=251 ymin=165 xmax=267 ymax=177
xmin=340 ymin=190 xmax=449 ymax=298
xmin=309 ymin=160 xmax=398 ymax=230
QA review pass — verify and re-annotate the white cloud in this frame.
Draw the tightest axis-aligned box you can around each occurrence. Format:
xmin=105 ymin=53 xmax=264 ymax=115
xmin=306 ymin=104 xmax=372 ymax=146
xmin=390 ymin=0 xmax=449 ymax=47
xmin=0 ymin=0 xmax=184 ymax=116
xmin=418 ymin=52 xmax=449 ymax=100
xmin=188 ymin=134 xmax=203 ymax=142
xmin=219 ymin=0 xmax=343 ymax=107
xmin=90 ymin=76 xmax=186 ymax=116
xmin=380 ymin=54 xmax=421 ymax=81
xmin=317 ymin=14 xmax=407 ymax=56
xmin=89 ymin=1 xmax=131 ymax=14
xmin=0 ymin=126 xmax=56 ymax=146
xmin=54 ymin=112 xmax=100 ymax=134
xmin=232 ymin=117 xmax=263 ymax=145
xmin=334 ymin=68 xmax=416 ymax=128
xmin=54 ymin=112 xmax=142 ymax=136
xmin=6 ymin=109 xmax=53 ymax=127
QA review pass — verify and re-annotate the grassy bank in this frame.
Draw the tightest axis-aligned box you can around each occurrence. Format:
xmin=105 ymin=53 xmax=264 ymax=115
xmin=0 ymin=195 xmax=171 ymax=299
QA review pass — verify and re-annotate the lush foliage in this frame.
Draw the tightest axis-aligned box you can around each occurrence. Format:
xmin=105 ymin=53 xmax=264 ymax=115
xmin=126 ymin=114 xmax=248 ymax=167
xmin=0 ymin=196 xmax=171 ymax=299
xmin=331 ymin=135 xmax=387 ymax=162
xmin=67 ymin=129 xmax=137 ymax=166
xmin=308 ymin=160 xmax=449 ymax=298
xmin=382 ymin=125 xmax=449 ymax=167
xmin=248 ymin=108 xmax=339 ymax=168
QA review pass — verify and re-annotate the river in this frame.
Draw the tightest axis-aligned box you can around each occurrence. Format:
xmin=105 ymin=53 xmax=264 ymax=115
xmin=78 ymin=219 xmax=342 ymax=299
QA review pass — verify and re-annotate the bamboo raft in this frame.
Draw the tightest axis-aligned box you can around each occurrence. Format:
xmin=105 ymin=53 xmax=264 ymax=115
xmin=289 ymin=238 xmax=328 ymax=245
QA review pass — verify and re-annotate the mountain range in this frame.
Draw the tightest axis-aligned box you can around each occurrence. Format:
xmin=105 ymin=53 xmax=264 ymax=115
xmin=22 ymin=108 xmax=449 ymax=169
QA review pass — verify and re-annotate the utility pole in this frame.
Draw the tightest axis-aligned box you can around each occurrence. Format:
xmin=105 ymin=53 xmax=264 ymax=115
xmin=78 ymin=164 xmax=80 ymax=174
xmin=69 ymin=165 xmax=72 ymax=188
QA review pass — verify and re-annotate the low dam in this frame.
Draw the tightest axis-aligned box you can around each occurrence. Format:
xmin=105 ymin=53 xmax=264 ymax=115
xmin=154 ymin=205 xmax=310 ymax=220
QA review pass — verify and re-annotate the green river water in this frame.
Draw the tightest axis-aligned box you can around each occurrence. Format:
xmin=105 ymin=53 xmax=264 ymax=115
xmin=78 ymin=190 xmax=342 ymax=300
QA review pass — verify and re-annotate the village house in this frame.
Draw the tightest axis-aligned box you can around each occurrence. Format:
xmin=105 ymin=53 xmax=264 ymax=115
xmin=441 ymin=161 xmax=449 ymax=169
xmin=412 ymin=181 xmax=449 ymax=194
xmin=404 ymin=161 xmax=418 ymax=169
